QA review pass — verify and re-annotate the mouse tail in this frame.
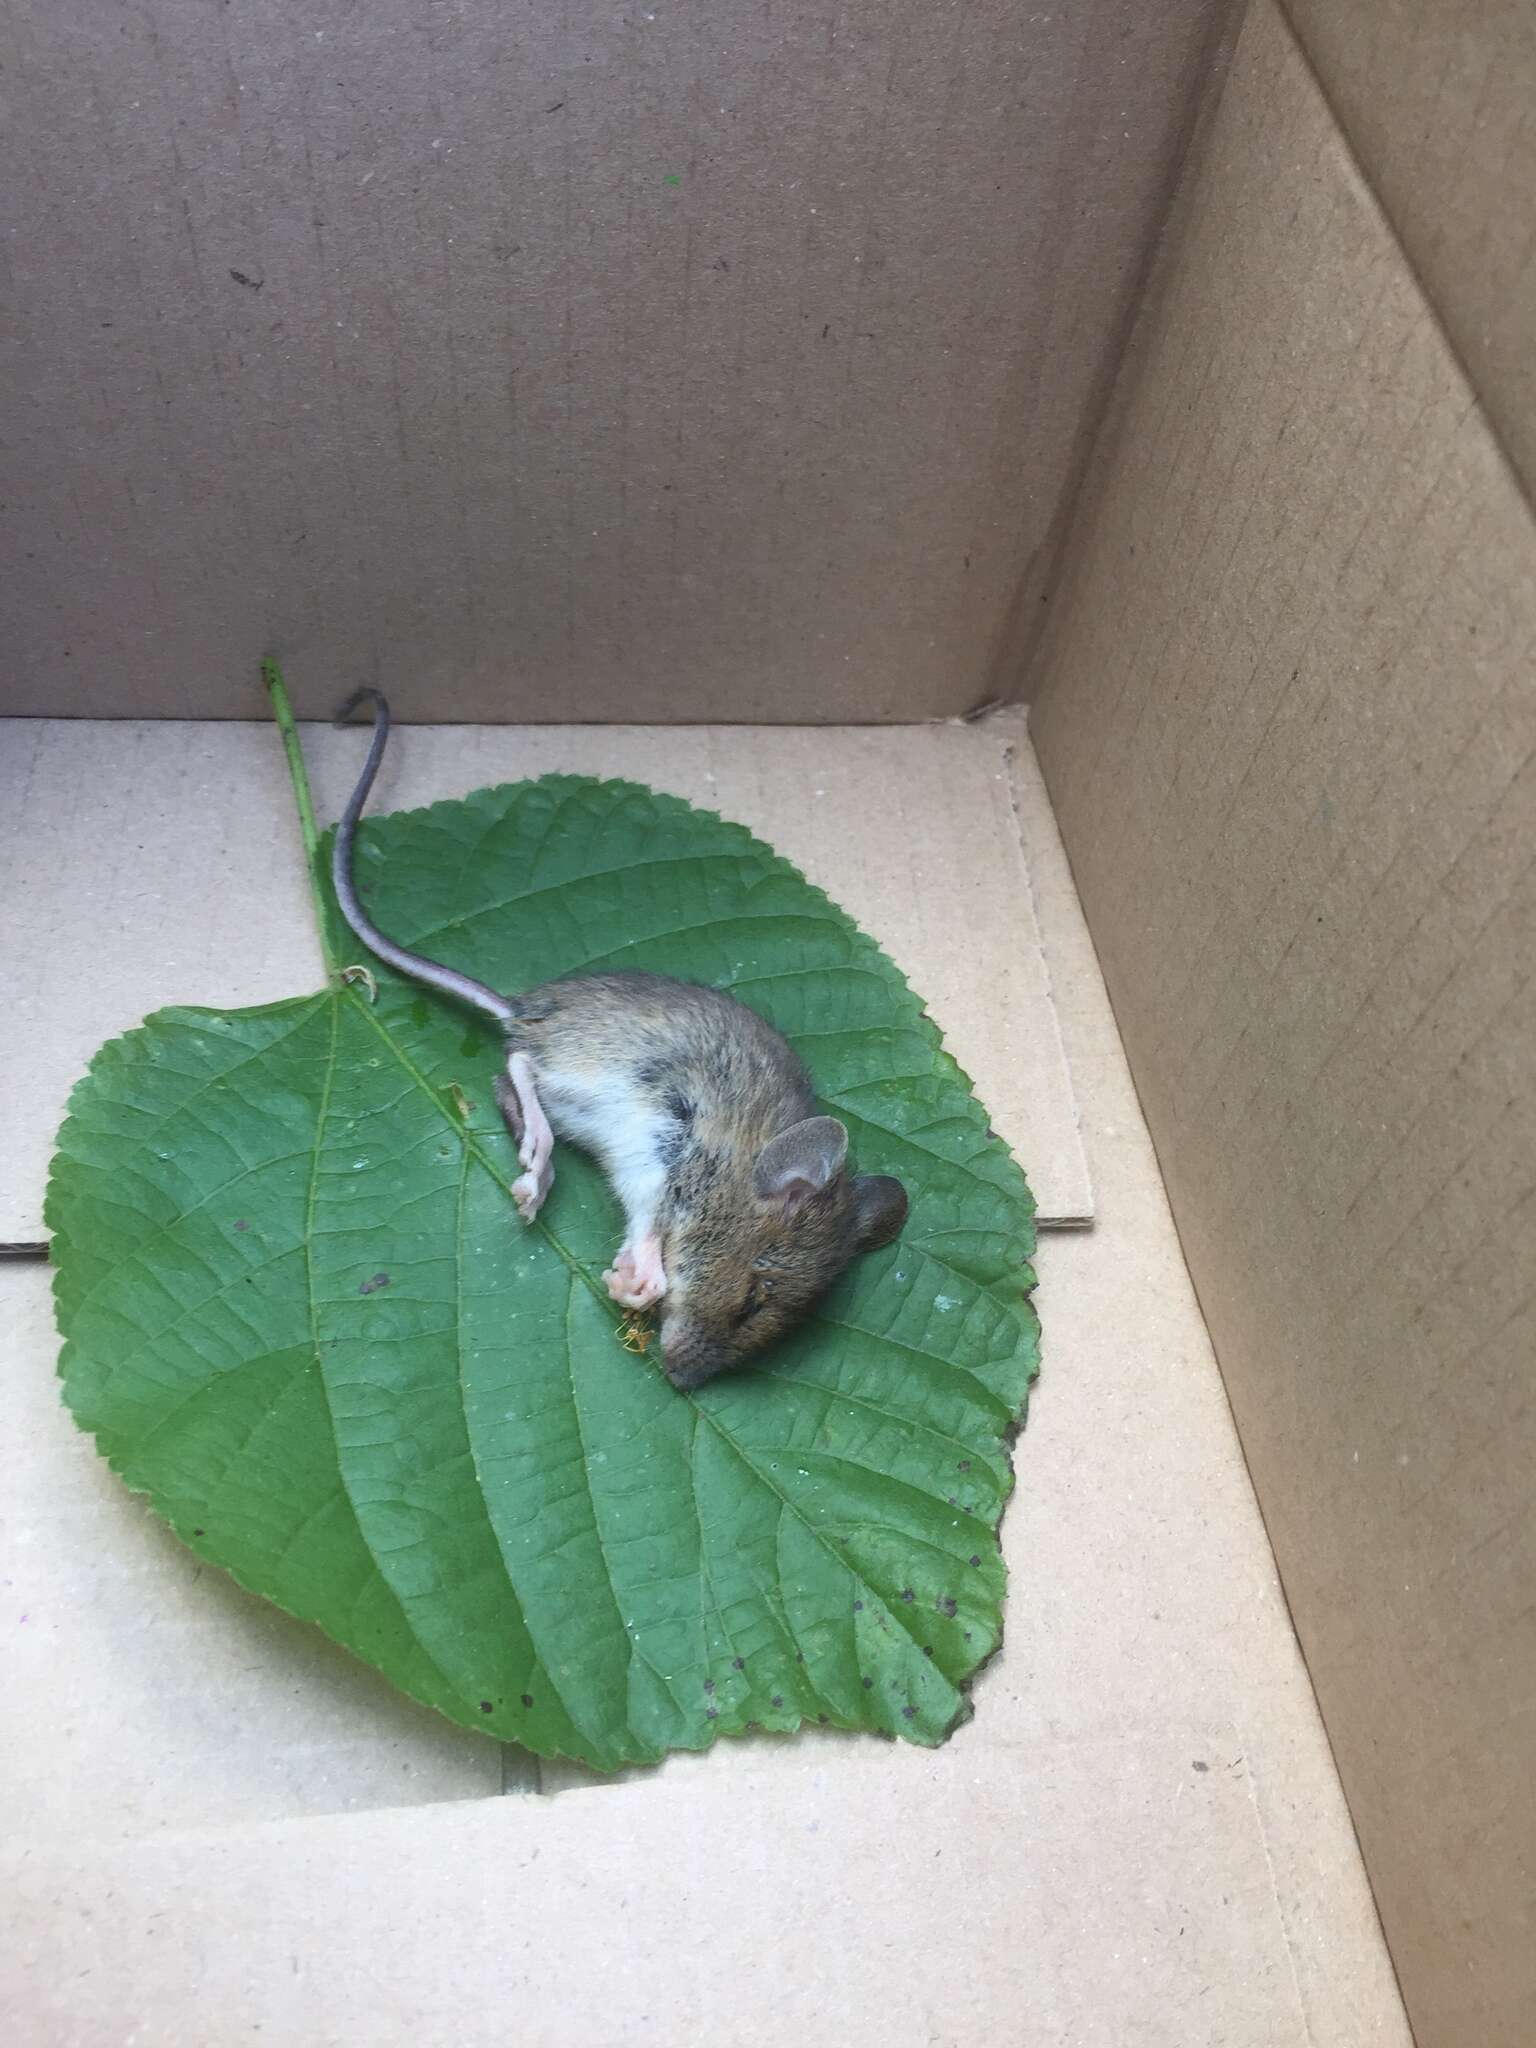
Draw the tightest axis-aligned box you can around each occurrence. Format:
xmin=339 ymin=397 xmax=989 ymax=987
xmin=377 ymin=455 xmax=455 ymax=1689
xmin=331 ymin=687 xmax=517 ymax=1029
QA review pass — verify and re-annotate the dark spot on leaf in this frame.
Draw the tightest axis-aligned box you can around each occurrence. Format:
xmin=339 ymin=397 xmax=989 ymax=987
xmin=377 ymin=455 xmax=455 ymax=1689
xmin=817 ymin=1714 xmax=828 ymax=1725
xmin=746 ymin=1720 xmax=759 ymax=1731
xmin=963 ymin=1631 xmax=972 ymax=1641
xmin=520 ymin=1693 xmax=534 ymax=1708
xmin=1192 ymin=1759 xmax=1209 ymax=1773
xmin=706 ymin=1706 xmax=718 ymax=1720
xmin=958 ymin=1460 xmax=971 ymax=1472
xmin=704 ymin=1679 xmax=715 ymax=1693
xmin=901 ymin=1705 xmax=916 ymax=1721
xmin=862 ymin=1677 xmax=873 ymax=1689
xmin=853 ymin=1600 xmax=863 ymax=1612
xmin=946 ymin=1496 xmax=957 ymax=1507
xmin=232 ymin=1219 xmax=249 ymax=1233
xmin=732 ymin=1656 xmax=745 ymax=1670
xmin=969 ymin=1554 xmax=981 ymax=1567
xmin=938 ymin=1597 xmax=957 ymax=1618
xmin=193 ymin=1528 xmax=205 ymax=1538
xmin=771 ymin=1695 xmax=783 ymax=1708
xmin=900 ymin=1589 xmax=914 ymax=1602
xmin=922 ymin=1646 xmax=933 ymax=1658
xmin=795 ymin=1651 xmax=804 ymax=1662
xmin=358 ymin=1272 xmax=391 ymax=1295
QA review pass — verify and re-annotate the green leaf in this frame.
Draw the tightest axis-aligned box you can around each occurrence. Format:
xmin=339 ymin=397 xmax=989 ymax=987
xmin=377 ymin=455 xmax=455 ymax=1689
xmin=48 ymin=769 xmax=1038 ymax=1771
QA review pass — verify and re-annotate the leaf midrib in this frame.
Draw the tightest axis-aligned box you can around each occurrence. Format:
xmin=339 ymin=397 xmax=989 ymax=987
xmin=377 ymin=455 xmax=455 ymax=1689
xmin=299 ymin=994 xmax=465 ymax=1710
xmin=346 ymin=983 xmax=612 ymax=1311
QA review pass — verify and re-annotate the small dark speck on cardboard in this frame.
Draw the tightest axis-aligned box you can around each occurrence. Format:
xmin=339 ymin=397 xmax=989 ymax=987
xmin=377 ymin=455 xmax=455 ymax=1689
xmin=228 ymin=268 xmax=264 ymax=291
xmin=1192 ymin=1759 xmax=1209 ymax=1773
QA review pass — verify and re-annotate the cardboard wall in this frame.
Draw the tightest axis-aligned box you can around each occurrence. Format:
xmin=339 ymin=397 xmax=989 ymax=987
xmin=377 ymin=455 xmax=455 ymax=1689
xmin=0 ymin=0 xmax=1228 ymax=723
xmin=1285 ymin=0 xmax=1536 ymax=510
xmin=1030 ymin=6 xmax=1536 ymax=2044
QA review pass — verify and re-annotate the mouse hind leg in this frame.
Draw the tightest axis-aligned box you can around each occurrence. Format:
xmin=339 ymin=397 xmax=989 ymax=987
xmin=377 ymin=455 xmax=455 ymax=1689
xmin=495 ymin=1052 xmax=555 ymax=1222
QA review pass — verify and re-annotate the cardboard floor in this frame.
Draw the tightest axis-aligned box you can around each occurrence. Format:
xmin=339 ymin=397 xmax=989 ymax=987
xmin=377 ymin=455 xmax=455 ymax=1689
xmin=1 ymin=718 xmax=1409 ymax=2044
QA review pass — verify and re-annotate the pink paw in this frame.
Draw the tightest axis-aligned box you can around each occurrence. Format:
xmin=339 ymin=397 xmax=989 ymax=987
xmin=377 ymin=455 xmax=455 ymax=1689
xmin=604 ymin=1237 xmax=667 ymax=1310
xmin=510 ymin=1155 xmax=554 ymax=1223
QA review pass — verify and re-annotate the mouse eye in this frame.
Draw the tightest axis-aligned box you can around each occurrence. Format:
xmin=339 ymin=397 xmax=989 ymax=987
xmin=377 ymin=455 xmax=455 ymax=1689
xmin=736 ymin=1279 xmax=773 ymax=1325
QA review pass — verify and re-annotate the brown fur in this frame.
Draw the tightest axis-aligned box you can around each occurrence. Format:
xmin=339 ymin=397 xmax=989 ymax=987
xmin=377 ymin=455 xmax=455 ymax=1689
xmin=509 ymin=973 xmax=906 ymax=1389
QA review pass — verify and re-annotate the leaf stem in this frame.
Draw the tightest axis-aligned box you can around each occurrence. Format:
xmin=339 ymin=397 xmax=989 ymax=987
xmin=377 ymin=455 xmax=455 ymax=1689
xmin=264 ymin=659 xmax=337 ymax=979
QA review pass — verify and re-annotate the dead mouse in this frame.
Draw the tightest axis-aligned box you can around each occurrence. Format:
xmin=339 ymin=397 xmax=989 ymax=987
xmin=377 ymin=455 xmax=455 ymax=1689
xmin=331 ymin=689 xmax=907 ymax=1391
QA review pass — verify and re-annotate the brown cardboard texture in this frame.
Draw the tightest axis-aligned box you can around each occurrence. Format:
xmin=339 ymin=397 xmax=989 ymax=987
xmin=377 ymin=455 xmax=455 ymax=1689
xmin=1284 ymin=0 xmax=1536 ymax=507
xmin=0 ymin=1 xmax=1229 ymax=723
xmin=2 ymin=723 xmax=1409 ymax=2047
xmin=4 ymin=1 xmax=1526 ymax=2040
xmin=1032 ymin=5 xmax=1536 ymax=2044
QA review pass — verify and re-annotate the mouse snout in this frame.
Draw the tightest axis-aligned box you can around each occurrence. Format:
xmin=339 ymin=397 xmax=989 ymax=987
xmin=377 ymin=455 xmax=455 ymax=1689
xmin=659 ymin=1315 xmax=733 ymax=1393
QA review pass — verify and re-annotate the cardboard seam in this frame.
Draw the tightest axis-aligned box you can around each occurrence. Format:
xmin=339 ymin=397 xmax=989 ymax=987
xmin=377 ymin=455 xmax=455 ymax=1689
xmin=993 ymin=715 xmax=1096 ymax=1230
xmin=1274 ymin=0 xmax=1536 ymax=533
xmin=1001 ymin=0 xmax=1252 ymax=703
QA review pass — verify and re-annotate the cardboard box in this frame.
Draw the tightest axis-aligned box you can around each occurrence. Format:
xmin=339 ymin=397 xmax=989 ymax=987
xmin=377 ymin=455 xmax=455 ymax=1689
xmin=3 ymin=3 xmax=1530 ymax=2044
xmin=1031 ymin=9 xmax=1536 ymax=2043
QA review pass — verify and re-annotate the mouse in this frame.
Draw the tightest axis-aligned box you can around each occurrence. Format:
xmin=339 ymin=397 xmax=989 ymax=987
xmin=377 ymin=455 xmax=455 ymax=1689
xmin=331 ymin=689 xmax=908 ymax=1391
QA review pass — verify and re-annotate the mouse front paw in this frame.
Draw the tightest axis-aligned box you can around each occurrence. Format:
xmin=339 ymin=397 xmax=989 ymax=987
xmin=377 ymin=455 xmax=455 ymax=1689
xmin=604 ymin=1237 xmax=667 ymax=1311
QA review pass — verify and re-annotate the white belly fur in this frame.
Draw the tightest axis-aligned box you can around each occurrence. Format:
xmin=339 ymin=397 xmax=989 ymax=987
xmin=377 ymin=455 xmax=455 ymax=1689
xmin=536 ymin=1062 xmax=670 ymax=1236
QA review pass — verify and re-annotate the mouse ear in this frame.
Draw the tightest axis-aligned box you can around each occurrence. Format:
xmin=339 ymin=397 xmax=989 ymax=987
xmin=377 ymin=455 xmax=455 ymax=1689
xmin=753 ymin=1116 xmax=849 ymax=1203
xmin=851 ymin=1173 xmax=908 ymax=1251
